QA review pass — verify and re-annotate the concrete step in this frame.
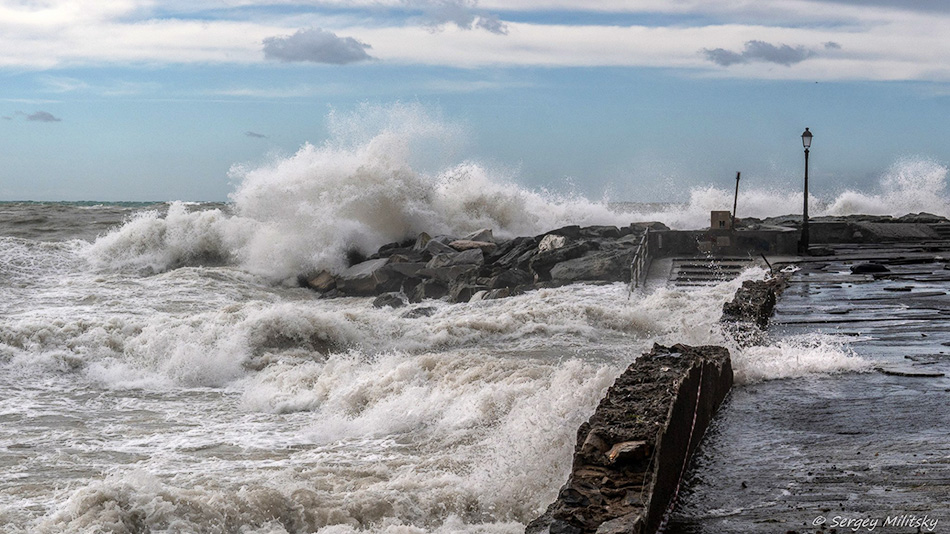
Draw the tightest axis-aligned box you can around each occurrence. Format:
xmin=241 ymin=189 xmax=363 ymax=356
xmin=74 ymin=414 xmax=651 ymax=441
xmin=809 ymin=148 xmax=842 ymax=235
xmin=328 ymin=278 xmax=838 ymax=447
xmin=668 ymin=257 xmax=755 ymax=288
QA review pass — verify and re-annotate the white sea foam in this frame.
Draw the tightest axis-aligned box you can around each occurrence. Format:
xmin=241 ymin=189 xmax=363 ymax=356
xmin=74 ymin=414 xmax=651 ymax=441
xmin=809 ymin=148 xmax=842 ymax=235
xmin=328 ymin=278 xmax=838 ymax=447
xmin=824 ymin=157 xmax=950 ymax=217
xmin=81 ymin=104 xmax=950 ymax=283
xmin=0 ymin=103 xmax=912 ymax=533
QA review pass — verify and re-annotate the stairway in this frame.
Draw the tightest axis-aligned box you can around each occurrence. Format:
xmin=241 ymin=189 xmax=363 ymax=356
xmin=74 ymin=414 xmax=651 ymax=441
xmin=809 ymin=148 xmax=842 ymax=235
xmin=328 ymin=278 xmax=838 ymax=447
xmin=930 ymin=223 xmax=950 ymax=240
xmin=668 ymin=257 xmax=756 ymax=288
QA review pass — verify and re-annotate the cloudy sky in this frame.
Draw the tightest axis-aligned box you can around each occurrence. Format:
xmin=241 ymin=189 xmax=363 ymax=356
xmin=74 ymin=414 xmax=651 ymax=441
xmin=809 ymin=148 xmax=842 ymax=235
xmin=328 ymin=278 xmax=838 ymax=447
xmin=2 ymin=0 xmax=949 ymax=201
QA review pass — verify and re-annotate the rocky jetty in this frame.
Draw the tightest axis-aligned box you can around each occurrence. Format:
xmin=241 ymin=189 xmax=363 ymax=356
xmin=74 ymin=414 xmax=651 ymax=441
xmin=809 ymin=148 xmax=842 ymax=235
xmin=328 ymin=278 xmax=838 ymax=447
xmin=720 ymin=274 xmax=789 ymax=329
xmin=719 ymin=274 xmax=789 ymax=345
xmin=299 ymin=223 xmax=667 ymax=305
xmin=738 ymin=212 xmax=950 ymax=245
xmin=526 ymin=344 xmax=733 ymax=534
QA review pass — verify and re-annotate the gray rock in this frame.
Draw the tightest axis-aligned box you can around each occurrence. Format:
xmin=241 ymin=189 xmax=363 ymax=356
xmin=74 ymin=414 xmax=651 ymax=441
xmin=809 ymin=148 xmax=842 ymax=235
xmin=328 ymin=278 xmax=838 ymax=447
xmin=412 ymin=279 xmax=449 ymax=301
xmin=488 ymin=237 xmax=539 ymax=271
xmin=487 ymin=268 xmax=533 ymax=289
xmin=449 ymin=239 xmax=497 ymax=254
xmin=424 ymin=239 xmax=457 ymax=256
xmin=530 ymin=242 xmax=594 ymax=281
xmin=386 ymin=262 xmax=427 ymax=278
xmin=484 ymin=288 xmax=512 ymax=300
xmin=430 ymin=234 xmax=459 ymax=245
xmin=579 ymin=225 xmax=621 ymax=239
xmin=538 ymin=234 xmax=567 ymax=253
xmin=402 ymin=306 xmax=437 ymax=318
xmin=337 ymin=258 xmax=392 ymax=296
xmin=373 ymin=292 xmax=406 ymax=308
xmin=549 ymin=251 xmax=631 ymax=283
xmin=412 ymin=232 xmax=432 ymax=251
xmin=426 ymin=248 xmax=484 ymax=269
xmin=463 ymin=228 xmax=495 ymax=243
xmin=301 ymin=270 xmax=336 ymax=292
xmin=417 ymin=264 xmax=479 ymax=284
xmin=544 ymin=225 xmax=582 ymax=239
xmin=450 ymin=284 xmax=488 ymax=303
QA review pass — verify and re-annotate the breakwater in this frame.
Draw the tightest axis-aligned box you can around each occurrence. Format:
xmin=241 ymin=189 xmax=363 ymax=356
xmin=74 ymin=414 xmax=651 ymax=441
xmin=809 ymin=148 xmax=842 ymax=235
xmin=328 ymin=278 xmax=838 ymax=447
xmin=525 ymin=343 xmax=733 ymax=534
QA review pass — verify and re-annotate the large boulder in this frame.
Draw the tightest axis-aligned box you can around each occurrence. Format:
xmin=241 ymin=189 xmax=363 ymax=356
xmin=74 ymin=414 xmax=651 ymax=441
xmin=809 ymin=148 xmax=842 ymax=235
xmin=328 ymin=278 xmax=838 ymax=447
xmin=450 ymin=283 xmax=489 ymax=303
xmin=412 ymin=279 xmax=449 ymax=301
xmin=386 ymin=261 xmax=428 ymax=278
xmin=449 ymin=240 xmax=497 ymax=254
xmin=487 ymin=268 xmax=533 ymax=289
xmin=549 ymin=250 xmax=633 ymax=283
xmin=529 ymin=242 xmax=595 ymax=281
xmin=423 ymin=239 xmax=457 ymax=257
xmin=373 ymin=292 xmax=406 ymax=308
xmin=487 ymin=237 xmax=539 ymax=272
xmin=579 ymin=225 xmax=622 ymax=239
xmin=300 ymin=270 xmax=336 ymax=293
xmin=463 ymin=228 xmax=495 ymax=243
xmin=721 ymin=275 xmax=789 ymax=329
xmin=336 ymin=258 xmax=394 ymax=296
xmin=426 ymin=248 xmax=484 ymax=269
xmin=538 ymin=234 xmax=567 ymax=253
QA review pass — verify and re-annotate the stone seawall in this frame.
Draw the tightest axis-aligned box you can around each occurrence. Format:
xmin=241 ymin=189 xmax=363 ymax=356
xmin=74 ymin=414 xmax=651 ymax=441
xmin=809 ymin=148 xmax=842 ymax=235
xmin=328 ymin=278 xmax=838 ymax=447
xmin=526 ymin=344 xmax=733 ymax=534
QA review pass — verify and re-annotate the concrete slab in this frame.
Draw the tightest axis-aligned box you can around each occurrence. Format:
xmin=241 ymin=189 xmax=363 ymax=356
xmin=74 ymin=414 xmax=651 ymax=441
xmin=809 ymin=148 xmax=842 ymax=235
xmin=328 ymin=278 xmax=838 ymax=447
xmin=667 ymin=245 xmax=950 ymax=533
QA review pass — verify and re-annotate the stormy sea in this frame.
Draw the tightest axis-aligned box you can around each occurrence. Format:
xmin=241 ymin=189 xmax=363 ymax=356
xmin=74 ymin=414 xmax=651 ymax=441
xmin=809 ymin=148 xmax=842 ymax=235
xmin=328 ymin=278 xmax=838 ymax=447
xmin=2 ymin=113 xmax=947 ymax=533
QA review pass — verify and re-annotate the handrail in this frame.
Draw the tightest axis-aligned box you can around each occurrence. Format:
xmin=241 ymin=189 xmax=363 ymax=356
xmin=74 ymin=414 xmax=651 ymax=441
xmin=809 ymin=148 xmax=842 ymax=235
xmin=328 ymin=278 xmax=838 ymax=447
xmin=628 ymin=227 xmax=650 ymax=294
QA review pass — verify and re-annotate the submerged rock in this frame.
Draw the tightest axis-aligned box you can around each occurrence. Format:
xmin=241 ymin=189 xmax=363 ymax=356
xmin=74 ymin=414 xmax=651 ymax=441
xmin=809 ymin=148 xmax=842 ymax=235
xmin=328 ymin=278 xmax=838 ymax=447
xmin=373 ymin=292 xmax=406 ymax=308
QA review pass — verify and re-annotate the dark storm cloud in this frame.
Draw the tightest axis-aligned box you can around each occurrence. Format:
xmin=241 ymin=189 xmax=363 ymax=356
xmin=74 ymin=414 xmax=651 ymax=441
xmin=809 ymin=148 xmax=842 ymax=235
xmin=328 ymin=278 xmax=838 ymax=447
xmin=262 ymin=28 xmax=373 ymax=64
xmin=703 ymin=40 xmax=819 ymax=67
xmin=245 ymin=131 xmax=267 ymax=138
xmin=824 ymin=41 xmax=843 ymax=50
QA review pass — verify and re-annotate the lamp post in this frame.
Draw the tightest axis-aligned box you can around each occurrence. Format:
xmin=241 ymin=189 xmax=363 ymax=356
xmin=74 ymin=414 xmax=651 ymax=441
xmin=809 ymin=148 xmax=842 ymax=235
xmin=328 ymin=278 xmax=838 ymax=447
xmin=800 ymin=127 xmax=813 ymax=254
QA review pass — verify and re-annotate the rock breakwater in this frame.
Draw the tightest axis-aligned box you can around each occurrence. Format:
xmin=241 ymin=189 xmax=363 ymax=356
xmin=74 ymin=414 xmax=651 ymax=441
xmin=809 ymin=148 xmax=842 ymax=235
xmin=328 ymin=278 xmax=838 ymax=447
xmin=299 ymin=223 xmax=667 ymax=305
xmin=526 ymin=343 xmax=733 ymax=534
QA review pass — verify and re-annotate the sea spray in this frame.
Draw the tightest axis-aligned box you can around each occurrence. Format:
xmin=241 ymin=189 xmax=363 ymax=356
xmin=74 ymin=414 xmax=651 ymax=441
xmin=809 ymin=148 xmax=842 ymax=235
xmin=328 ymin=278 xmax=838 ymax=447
xmin=825 ymin=157 xmax=950 ymax=216
xmin=3 ymin=230 xmax=872 ymax=533
xmin=82 ymin=103 xmax=950 ymax=282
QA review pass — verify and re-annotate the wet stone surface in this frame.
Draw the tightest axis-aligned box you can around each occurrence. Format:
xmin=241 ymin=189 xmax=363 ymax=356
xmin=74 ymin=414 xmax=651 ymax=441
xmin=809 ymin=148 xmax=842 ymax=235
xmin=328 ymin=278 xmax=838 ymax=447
xmin=666 ymin=245 xmax=950 ymax=533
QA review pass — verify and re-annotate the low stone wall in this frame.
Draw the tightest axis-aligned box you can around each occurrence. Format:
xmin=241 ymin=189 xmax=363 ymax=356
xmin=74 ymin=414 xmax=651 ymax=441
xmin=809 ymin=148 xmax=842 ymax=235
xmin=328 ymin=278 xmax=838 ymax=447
xmin=648 ymin=229 xmax=799 ymax=258
xmin=526 ymin=343 xmax=733 ymax=534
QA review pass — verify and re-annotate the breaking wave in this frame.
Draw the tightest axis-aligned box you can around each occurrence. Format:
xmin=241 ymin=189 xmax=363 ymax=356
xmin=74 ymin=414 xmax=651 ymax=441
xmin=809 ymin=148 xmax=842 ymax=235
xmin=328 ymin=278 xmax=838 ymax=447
xmin=83 ymin=103 xmax=949 ymax=284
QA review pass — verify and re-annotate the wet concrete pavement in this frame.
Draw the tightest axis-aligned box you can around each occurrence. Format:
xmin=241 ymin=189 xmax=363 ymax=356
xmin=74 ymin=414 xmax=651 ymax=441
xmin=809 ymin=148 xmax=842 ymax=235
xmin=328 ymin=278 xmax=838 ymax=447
xmin=665 ymin=244 xmax=950 ymax=533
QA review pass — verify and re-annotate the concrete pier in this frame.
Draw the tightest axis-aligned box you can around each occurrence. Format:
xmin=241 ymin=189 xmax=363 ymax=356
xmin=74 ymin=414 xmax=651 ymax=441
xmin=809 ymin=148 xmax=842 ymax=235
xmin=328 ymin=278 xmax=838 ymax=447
xmin=526 ymin=344 xmax=733 ymax=534
xmin=666 ymin=243 xmax=950 ymax=533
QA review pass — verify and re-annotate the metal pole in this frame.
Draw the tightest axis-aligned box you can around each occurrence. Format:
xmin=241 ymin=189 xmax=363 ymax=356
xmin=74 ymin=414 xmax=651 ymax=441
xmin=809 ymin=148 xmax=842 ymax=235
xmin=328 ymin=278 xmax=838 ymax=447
xmin=802 ymin=147 xmax=810 ymax=253
xmin=731 ymin=171 xmax=741 ymax=229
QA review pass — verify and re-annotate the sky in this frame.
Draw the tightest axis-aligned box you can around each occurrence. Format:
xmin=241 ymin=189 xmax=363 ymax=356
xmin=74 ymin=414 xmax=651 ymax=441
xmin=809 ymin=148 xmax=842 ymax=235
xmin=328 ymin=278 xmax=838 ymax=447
xmin=1 ymin=0 xmax=950 ymax=202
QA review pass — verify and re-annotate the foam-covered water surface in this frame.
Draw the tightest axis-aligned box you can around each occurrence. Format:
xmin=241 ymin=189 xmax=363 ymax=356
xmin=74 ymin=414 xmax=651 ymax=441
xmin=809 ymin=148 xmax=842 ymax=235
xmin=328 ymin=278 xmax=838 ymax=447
xmin=3 ymin=105 xmax=939 ymax=532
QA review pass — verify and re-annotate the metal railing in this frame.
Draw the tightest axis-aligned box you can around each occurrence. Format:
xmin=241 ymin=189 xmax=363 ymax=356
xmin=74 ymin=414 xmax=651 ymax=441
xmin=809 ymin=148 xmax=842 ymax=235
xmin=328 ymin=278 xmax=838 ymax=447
xmin=628 ymin=228 xmax=650 ymax=293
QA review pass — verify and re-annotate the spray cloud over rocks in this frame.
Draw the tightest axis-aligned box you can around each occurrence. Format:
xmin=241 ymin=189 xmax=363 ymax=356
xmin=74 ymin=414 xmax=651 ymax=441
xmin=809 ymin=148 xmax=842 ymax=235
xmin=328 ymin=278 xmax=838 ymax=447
xmin=84 ymin=103 xmax=950 ymax=283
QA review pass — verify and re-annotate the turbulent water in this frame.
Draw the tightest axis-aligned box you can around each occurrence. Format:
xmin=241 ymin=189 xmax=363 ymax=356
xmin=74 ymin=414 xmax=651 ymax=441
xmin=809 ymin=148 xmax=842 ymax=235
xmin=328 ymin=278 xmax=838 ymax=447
xmin=2 ymin=107 xmax=946 ymax=533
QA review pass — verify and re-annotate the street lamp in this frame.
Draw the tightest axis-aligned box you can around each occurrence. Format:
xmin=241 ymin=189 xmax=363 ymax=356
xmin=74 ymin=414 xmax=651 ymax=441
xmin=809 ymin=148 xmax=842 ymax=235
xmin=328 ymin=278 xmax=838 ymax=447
xmin=800 ymin=127 xmax=813 ymax=254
